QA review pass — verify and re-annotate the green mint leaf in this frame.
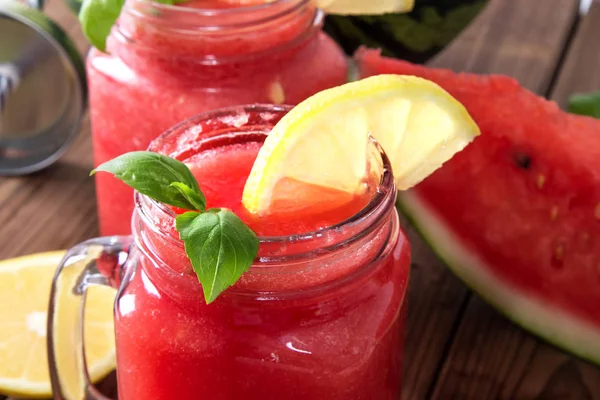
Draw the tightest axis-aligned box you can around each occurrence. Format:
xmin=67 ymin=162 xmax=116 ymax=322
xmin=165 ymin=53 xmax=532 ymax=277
xmin=79 ymin=0 xmax=183 ymax=51
xmin=568 ymin=92 xmax=600 ymax=119
xmin=79 ymin=0 xmax=125 ymax=51
xmin=175 ymin=209 xmax=259 ymax=303
xmin=93 ymin=151 xmax=258 ymax=302
xmin=169 ymin=182 xmax=206 ymax=211
xmin=92 ymin=151 xmax=203 ymax=211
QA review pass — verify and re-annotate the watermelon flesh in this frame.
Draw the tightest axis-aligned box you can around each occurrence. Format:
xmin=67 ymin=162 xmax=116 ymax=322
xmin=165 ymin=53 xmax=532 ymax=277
xmin=355 ymin=48 xmax=600 ymax=363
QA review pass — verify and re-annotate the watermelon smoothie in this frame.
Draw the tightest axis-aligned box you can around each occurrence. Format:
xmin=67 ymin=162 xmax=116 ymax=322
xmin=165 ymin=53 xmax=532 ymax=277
xmin=88 ymin=0 xmax=348 ymax=236
xmin=114 ymin=106 xmax=409 ymax=399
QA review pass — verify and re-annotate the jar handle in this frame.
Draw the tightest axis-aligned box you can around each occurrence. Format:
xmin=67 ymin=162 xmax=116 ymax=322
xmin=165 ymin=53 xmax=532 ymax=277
xmin=47 ymin=236 xmax=133 ymax=400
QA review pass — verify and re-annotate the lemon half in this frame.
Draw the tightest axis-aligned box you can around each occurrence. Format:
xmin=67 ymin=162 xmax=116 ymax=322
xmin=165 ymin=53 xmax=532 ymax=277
xmin=0 ymin=251 xmax=116 ymax=398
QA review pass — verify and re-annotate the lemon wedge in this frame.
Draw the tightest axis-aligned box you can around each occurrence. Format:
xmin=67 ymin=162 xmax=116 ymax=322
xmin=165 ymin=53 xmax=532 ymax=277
xmin=317 ymin=0 xmax=414 ymax=15
xmin=242 ymin=74 xmax=480 ymax=215
xmin=0 ymin=251 xmax=116 ymax=398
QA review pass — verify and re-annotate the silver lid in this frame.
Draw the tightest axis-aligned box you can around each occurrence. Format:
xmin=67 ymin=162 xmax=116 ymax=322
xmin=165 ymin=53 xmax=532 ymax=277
xmin=0 ymin=0 xmax=86 ymax=175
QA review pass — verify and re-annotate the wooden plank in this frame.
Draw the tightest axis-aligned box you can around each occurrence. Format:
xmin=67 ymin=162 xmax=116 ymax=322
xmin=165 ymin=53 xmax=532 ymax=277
xmin=0 ymin=122 xmax=96 ymax=258
xmin=551 ymin=3 xmax=600 ymax=108
xmin=430 ymin=299 xmax=600 ymax=399
xmin=431 ymin=0 xmax=579 ymax=93
xmin=402 ymin=0 xmax=581 ymax=399
xmin=429 ymin=3 xmax=600 ymax=400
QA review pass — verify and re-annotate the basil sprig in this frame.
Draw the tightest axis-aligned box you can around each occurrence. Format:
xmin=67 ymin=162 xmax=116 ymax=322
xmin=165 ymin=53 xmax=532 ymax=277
xmin=92 ymin=151 xmax=259 ymax=303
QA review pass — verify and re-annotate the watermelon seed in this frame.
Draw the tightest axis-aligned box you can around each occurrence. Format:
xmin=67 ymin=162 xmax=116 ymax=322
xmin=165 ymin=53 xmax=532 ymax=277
xmin=536 ymin=174 xmax=545 ymax=189
xmin=581 ymin=232 xmax=590 ymax=243
xmin=513 ymin=152 xmax=531 ymax=169
xmin=550 ymin=206 xmax=559 ymax=221
xmin=594 ymin=203 xmax=600 ymax=220
xmin=552 ymin=245 xmax=565 ymax=269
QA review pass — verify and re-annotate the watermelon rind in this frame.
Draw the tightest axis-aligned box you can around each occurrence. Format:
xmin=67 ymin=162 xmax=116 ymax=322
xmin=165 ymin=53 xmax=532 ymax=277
xmin=398 ymin=190 xmax=600 ymax=365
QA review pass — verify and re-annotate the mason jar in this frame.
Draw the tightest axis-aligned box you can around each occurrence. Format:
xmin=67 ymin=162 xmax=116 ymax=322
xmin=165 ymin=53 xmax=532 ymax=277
xmin=88 ymin=0 xmax=348 ymax=236
xmin=48 ymin=105 xmax=409 ymax=400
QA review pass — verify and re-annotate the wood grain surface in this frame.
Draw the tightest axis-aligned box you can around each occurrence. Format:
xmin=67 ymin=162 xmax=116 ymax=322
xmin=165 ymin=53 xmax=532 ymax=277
xmin=551 ymin=3 xmax=600 ymax=108
xmin=1 ymin=0 xmax=600 ymax=399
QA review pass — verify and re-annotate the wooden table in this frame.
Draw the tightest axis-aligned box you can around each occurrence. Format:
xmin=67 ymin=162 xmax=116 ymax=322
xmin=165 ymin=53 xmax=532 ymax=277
xmin=1 ymin=0 xmax=600 ymax=399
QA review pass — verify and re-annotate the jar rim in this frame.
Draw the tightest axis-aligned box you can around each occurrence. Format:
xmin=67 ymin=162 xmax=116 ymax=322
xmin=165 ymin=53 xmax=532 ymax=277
xmin=114 ymin=0 xmax=322 ymax=65
xmin=135 ymin=104 xmax=396 ymax=250
xmin=132 ymin=104 xmax=400 ymax=298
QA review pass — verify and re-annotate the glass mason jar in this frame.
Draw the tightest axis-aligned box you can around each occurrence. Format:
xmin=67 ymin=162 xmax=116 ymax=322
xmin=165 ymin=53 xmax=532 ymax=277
xmin=48 ymin=106 xmax=409 ymax=400
xmin=89 ymin=0 xmax=349 ymax=236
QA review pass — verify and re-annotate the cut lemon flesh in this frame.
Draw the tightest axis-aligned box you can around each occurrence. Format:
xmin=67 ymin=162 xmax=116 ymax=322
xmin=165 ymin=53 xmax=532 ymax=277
xmin=0 ymin=251 xmax=116 ymax=398
xmin=242 ymin=74 xmax=480 ymax=215
xmin=226 ymin=0 xmax=414 ymax=15
xmin=316 ymin=0 xmax=414 ymax=15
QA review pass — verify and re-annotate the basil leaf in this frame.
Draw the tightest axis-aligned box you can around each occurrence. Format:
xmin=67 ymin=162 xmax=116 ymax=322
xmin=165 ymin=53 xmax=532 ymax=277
xmin=79 ymin=0 xmax=125 ymax=52
xmin=170 ymin=182 xmax=206 ymax=211
xmin=93 ymin=150 xmax=258 ymax=302
xmin=176 ymin=209 xmax=259 ymax=303
xmin=568 ymin=92 xmax=600 ymax=119
xmin=79 ymin=0 xmax=184 ymax=51
xmin=92 ymin=151 xmax=203 ymax=211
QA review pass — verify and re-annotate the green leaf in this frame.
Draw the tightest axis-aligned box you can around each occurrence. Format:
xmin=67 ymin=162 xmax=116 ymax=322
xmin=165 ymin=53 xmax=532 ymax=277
xmin=91 ymin=151 xmax=203 ymax=211
xmin=79 ymin=0 xmax=183 ymax=51
xmin=79 ymin=0 xmax=125 ymax=51
xmin=568 ymin=92 xmax=600 ymax=119
xmin=176 ymin=209 xmax=259 ymax=303
xmin=169 ymin=182 xmax=206 ymax=211
xmin=93 ymin=150 xmax=258 ymax=302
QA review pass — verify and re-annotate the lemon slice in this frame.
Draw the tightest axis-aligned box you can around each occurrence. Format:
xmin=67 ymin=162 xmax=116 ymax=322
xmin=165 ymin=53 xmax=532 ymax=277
xmin=242 ymin=74 xmax=480 ymax=215
xmin=0 ymin=251 xmax=116 ymax=398
xmin=229 ymin=0 xmax=414 ymax=15
xmin=316 ymin=0 xmax=414 ymax=15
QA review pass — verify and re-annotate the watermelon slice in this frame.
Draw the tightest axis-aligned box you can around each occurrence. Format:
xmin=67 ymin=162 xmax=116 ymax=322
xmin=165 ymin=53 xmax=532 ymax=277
xmin=356 ymin=48 xmax=600 ymax=365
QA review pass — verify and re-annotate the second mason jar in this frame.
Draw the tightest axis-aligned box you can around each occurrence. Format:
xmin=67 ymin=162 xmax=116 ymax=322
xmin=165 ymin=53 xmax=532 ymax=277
xmin=88 ymin=0 xmax=348 ymax=236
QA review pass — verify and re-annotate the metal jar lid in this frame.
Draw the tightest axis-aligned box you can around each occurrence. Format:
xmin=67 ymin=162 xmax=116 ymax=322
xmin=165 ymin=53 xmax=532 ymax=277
xmin=0 ymin=0 xmax=86 ymax=175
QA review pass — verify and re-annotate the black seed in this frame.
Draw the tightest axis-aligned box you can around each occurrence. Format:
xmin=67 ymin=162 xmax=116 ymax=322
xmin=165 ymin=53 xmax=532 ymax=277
xmin=513 ymin=152 xmax=531 ymax=169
